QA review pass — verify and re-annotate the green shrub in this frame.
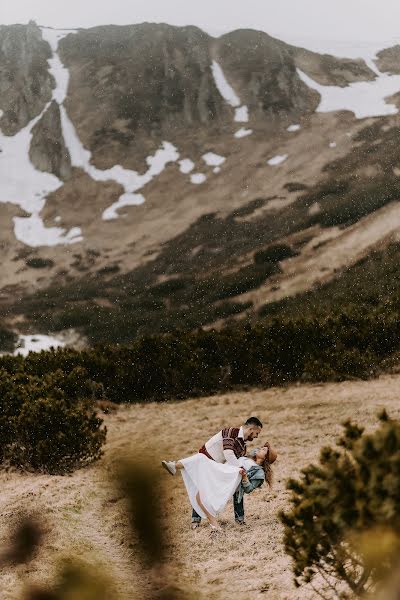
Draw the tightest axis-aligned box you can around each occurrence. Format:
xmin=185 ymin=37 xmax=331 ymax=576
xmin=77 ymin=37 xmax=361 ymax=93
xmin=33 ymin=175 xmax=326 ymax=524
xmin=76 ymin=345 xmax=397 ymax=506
xmin=280 ymin=412 xmax=400 ymax=598
xmin=0 ymin=326 xmax=17 ymax=353
xmin=0 ymin=368 xmax=106 ymax=473
xmin=26 ymin=258 xmax=54 ymax=269
xmin=212 ymin=263 xmax=280 ymax=300
xmin=149 ymin=278 xmax=190 ymax=296
xmin=254 ymin=244 xmax=297 ymax=264
xmin=284 ymin=182 xmax=308 ymax=192
xmin=97 ymin=264 xmax=120 ymax=275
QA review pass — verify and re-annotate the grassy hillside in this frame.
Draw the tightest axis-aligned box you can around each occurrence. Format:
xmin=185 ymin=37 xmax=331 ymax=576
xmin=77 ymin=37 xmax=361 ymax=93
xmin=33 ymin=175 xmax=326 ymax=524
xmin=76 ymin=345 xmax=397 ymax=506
xmin=1 ymin=375 xmax=399 ymax=599
xmin=260 ymin=241 xmax=400 ymax=318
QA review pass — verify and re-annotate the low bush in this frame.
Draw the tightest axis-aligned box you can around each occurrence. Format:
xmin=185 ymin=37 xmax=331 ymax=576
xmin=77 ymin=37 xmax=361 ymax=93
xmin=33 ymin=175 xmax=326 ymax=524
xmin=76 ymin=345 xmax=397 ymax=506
xmin=280 ymin=412 xmax=400 ymax=598
xmin=0 ymin=367 xmax=106 ymax=473
xmin=0 ymin=326 xmax=17 ymax=353
xmin=212 ymin=263 xmax=280 ymax=301
xmin=26 ymin=258 xmax=54 ymax=269
xmin=254 ymin=244 xmax=297 ymax=264
xmin=1 ymin=308 xmax=399 ymax=405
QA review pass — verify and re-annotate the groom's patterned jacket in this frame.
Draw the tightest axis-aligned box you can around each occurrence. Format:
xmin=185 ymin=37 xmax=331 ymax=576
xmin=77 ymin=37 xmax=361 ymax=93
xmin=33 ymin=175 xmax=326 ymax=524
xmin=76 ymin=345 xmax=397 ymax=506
xmin=199 ymin=426 xmax=246 ymax=465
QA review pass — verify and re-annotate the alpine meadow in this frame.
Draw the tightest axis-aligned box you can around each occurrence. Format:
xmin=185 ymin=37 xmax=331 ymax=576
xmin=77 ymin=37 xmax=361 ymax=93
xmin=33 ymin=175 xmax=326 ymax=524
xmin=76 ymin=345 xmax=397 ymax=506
xmin=2 ymin=4 xmax=400 ymax=598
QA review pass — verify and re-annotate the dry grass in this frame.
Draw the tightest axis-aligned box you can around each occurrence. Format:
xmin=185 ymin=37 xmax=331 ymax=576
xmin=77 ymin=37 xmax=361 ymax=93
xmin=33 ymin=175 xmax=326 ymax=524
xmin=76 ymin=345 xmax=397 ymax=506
xmin=1 ymin=374 xmax=400 ymax=599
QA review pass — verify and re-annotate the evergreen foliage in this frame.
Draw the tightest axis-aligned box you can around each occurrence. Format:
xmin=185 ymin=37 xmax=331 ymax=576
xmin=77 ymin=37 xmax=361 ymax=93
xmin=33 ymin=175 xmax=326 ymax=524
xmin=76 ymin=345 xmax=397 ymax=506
xmin=0 ymin=308 xmax=397 ymax=405
xmin=0 ymin=367 xmax=106 ymax=473
xmin=0 ymin=326 xmax=17 ymax=353
xmin=280 ymin=413 xmax=400 ymax=598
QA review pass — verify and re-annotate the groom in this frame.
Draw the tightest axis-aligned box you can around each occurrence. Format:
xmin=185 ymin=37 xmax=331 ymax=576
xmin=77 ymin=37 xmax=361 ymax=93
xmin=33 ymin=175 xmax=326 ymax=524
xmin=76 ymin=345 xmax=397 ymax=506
xmin=163 ymin=416 xmax=263 ymax=527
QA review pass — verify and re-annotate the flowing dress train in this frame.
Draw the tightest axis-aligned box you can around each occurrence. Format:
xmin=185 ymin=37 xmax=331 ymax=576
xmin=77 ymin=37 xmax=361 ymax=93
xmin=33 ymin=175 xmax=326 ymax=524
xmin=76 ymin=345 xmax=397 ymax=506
xmin=180 ymin=453 xmax=242 ymax=518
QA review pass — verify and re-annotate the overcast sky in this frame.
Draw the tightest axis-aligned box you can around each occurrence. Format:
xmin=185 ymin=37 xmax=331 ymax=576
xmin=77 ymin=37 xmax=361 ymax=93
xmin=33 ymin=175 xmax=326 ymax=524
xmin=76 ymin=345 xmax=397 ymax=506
xmin=3 ymin=0 xmax=400 ymax=57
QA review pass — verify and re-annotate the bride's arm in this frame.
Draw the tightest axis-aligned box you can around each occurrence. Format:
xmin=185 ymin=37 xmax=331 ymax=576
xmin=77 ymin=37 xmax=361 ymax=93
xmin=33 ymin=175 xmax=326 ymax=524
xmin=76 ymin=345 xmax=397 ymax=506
xmin=241 ymin=473 xmax=263 ymax=494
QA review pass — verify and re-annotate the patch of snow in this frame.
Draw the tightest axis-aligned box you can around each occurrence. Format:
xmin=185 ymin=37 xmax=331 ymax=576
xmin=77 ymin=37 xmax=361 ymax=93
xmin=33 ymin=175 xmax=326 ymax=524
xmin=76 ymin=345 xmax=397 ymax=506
xmin=308 ymin=202 xmax=321 ymax=216
xmin=0 ymin=96 xmax=82 ymax=247
xmin=202 ymin=152 xmax=226 ymax=167
xmin=54 ymin=215 xmax=62 ymax=223
xmin=297 ymin=63 xmax=400 ymax=119
xmin=179 ymin=159 xmax=195 ymax=174
xmin=211 ymin=60 xmax=251 ymax=126
xmin=103 ymin=193 xmax=145 ymax=221
xmin=14 ymin=334 xmax=65 ymax=356
xmin=329 ymin=142 xmax=337 ymax=148
xmin=267 ymin=154 xmax=288 ymax=166
xmin=287 ymin=124 xmax=301 ymax=132
xmin=211 ymin=61 xmax=240 ymax=107
xmin=60 ymin=103 xmax=179 ymax=217
xmin=14 ymin=217 xmax=83 ymax=247
xmin=190 ymin=173 xmax=207 ymax=185
xmin=234 ymin=105 xmax=249 ymax=122
xmin=234 ymin=128 xmax=253 ymax=138
xmin=213 ymin=167 xmax=221 ymax=174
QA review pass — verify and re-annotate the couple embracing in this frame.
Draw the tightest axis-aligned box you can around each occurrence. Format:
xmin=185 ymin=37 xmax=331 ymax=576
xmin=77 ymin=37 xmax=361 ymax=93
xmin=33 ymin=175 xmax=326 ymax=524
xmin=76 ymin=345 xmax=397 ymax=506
xmin=162 ymin=417 xmax=277 ymax=531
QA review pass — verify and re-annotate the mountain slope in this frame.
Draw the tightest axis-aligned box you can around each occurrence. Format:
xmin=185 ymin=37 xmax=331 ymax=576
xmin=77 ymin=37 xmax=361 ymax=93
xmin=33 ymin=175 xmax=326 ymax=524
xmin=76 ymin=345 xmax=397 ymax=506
xmin=1 ymin=22 xmax=400 ymax=345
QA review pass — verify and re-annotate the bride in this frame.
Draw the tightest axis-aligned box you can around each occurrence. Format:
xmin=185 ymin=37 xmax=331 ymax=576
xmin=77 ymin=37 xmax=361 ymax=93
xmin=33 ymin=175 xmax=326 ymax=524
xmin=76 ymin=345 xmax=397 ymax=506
xmin=162 ymin=444 xmax=277 ymax=529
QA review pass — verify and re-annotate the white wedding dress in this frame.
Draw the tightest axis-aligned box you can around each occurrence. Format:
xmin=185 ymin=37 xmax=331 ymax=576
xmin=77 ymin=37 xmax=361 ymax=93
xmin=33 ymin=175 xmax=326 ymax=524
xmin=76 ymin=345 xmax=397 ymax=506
xmin=179 ymin=453 xmax=245 ymax=518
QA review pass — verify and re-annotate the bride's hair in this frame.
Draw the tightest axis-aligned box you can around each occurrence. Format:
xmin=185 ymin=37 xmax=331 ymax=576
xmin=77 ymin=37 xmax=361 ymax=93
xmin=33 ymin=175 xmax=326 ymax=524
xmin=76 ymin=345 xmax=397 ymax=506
xmin=251 ymin=445 xmax=273 ymax=487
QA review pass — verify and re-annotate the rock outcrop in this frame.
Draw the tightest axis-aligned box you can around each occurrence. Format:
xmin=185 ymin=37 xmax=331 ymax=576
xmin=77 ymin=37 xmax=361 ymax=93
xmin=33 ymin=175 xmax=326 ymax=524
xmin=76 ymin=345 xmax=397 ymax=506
xmin=376 ymin=45 xmax=400 ymax=74
xmin=0 ymin=21 xmax=53 ymax=135
xmin=59 ymin=24 xmax=230 ymax=169
xmin=292 ymin=47 xmax=376 ymax=86
xmin=213 ymin=29 xmax=320 ymax=124
xmin=29 ymin=100 xmax=72 ymax=180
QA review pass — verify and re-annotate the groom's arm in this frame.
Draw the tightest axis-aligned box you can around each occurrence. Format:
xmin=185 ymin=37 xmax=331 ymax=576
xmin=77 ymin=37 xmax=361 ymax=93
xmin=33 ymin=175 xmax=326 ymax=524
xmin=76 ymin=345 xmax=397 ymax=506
xmin=222 ymin=430 xmax=240 ymax=465
xmin=223 ymin=449 xmax=240 ymax=465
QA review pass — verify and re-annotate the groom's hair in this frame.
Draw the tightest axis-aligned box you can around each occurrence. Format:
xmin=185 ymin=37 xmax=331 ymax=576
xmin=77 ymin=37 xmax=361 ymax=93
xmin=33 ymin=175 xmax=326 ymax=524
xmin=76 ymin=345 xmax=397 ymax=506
xmin=245 ymin=417 xmax=263 ymax=428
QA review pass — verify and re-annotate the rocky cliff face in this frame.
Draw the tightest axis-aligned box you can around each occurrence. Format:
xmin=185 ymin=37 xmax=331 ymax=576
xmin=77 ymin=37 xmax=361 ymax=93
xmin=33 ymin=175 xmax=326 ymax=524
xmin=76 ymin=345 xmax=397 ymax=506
xmin=0 ymin=21 xmax=53 ymax=135
xmin=376 ymin=45 xmax=400 ymax=74
xmin=59 ymin=24 xmax=229 ymax=169
xmin=292 ymin=47 xmax=376 ymax=86
xmin=29 ymin=100 xmax=71 ymax=180
xmin=55 ymin=25 xmax=378 ymax=169
xmin=213 ymin=29 xmax=320 ymax=124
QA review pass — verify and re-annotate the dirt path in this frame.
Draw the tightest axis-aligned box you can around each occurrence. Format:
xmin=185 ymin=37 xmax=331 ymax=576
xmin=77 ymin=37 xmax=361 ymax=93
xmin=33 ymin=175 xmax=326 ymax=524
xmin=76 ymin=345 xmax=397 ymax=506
xmin=0 ymin=374 xmax=399 ymax=599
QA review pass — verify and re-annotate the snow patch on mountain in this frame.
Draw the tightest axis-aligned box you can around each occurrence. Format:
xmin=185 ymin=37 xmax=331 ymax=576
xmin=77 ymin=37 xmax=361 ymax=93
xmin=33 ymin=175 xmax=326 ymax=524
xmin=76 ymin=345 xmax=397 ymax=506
xmin=103 ymin=193 xmax=145 ymax=221
xmin=190 ymin=173 xmax=207 ymax=184
xmin=211 ymin=60 xmax=249 ymax=125
xmin=234 ymin=128 xmax=253 ymax=138
xmin=211 ymin=61 xmax=240 ymax=107
xmin=267 ymin=154 xmax=288 ymax=166
xmin=297 ymin=57 xmax=400 ymax=118
xmin=179 ymin=159 xmax=195 ymax=174
xmin=14 ymin=333 xmax=65 ymax=356
xmin=234 ymin=106 xmax=249 ymax=122
xmin=202 ymin=152 xmax=225 ymax=167
xmin=0 ymin=88 xmax=82 ymax=246
xmin=287 ymin=124 xmax=301 ymax=132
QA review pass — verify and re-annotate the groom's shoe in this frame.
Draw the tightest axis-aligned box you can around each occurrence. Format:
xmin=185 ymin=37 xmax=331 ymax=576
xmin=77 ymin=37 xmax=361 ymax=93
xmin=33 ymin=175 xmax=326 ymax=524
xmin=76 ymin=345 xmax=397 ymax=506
xmin=161 ymin=460 xmax=177 ymax=476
